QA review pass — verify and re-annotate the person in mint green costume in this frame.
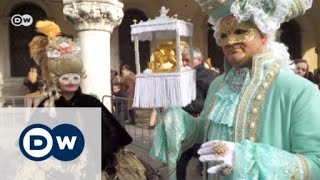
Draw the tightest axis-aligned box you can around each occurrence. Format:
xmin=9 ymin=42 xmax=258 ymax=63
xmin=150 ymin=0 xmax=320 ymax=179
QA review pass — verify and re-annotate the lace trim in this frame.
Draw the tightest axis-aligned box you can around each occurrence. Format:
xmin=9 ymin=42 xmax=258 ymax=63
xmin=208 ymin=68 xmax=249 ymax=127
xmin=230 ymin=0 xmax=290 ymax=34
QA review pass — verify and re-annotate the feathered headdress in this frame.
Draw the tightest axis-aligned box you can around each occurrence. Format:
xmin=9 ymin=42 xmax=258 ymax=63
xmin=29 ymin=20 xmax=62 ymax=89
xmin=29 ymin=20 xmax=84 ymax=108
xmin=35 ymin=20 xmax=61 ymax=39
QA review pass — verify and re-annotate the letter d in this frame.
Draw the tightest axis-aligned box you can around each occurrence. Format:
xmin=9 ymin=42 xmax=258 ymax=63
xmin=30 ymin=135 xmax=47 ymax=150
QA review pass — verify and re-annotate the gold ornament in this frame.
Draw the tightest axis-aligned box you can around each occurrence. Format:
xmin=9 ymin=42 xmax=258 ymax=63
xmin=149 ymin=41 xmax=188 ymax=73
xmin=212 ymin=141 xmax=228 ymax=157
xmin=221 ymin=166 xmax=232 ymax=176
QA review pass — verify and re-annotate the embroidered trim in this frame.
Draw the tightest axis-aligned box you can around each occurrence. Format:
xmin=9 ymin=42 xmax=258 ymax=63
xmin=234 ymin=53 xmax=276 ymax=142
xmin=290 ymin=165 xmax=300 ymax=180
xmin=245 ymin=62 xmax=280 ymax=142
xmin=297 ymin=154 xmax=311 ymax=180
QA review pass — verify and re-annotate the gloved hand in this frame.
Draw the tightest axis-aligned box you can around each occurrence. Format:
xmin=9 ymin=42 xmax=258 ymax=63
xmin=198 ymin=140 xmax=235 ymax=175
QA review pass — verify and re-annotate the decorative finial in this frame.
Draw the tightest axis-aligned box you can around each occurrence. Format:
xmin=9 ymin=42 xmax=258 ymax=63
xmin=173 ymin=14 xmax=178 ymax=19
xmin=159 ymin=6 xmax=170 ymax=17
xmin=133 ymin=19 xmax=137 ymax=24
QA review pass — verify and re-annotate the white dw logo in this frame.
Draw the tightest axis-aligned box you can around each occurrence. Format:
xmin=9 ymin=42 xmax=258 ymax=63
xmin=11 ymin=14 xmax=33 ymax=27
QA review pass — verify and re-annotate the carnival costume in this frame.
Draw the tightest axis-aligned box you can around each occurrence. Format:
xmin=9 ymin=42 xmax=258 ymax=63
xmin=18 ymin=20 xmax=133 ymax=179
xmin=150 ymin=0 xmax=320 ymax=179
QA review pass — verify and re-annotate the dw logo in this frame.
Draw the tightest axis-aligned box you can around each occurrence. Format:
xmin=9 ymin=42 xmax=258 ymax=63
xmin=19 ymin=124 xmax=85 ymax=161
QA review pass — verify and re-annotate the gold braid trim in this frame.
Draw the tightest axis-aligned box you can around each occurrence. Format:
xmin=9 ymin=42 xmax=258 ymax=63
xmin=296 ymin=154 xmax=311 ymax=180
xmin=245 ymin=62 xmax=280 ymax=142
xmin=234 ymin=54 xmax=274 ymax=142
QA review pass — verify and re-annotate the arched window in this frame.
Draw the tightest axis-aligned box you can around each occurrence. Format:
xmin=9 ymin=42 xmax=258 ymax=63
xmin=118 ymin=9 xmax=150 ymax=73
xmin=280 ymin=20 xmax=301 ymax=59
xmin=9 ymin=3 xmax=47 ymax=77
xmin=207 ymin=23 xmax=224 ymax=69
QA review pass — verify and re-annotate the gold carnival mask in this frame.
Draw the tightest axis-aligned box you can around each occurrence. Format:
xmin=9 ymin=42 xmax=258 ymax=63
xmin=218 ymin=15 xmax=259 ymax=46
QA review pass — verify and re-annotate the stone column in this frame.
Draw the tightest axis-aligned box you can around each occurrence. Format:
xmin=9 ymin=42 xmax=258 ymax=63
xmin=63 ymin=0 xmax=124 ymax=110
xmin=0 ymin=72 xmax=4 ymax=107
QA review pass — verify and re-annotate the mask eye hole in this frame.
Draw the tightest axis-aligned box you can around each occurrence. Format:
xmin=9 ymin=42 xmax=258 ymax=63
xmin=220 ymin=33 xmax=227 ymax=39
xmin=73 ymin=76 xmax=79 ymax=81
xmin=234 ymin=29 xmax=248 ymax=35
xmin=61 ymin=77 xmax=69 ymax=81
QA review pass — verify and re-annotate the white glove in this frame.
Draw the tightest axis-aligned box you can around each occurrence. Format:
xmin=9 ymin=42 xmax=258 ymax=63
xmin=198 ymin=140 xmax=235 ymax=174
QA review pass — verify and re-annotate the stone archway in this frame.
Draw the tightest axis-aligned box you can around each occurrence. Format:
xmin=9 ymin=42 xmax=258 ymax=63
xmin=207 ymin=23 xmax=224 ymax=69
xmin=118 ymin=8 xmax=150 ymax=73
xmin=280 ymin=20 xmax=301 ymax=59
xmin=9 ymin=2 xmax=47 ymax=77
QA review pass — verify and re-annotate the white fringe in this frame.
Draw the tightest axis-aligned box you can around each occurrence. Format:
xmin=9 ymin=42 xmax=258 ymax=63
xmin=133 ymin=70 xmax=196 ymax=108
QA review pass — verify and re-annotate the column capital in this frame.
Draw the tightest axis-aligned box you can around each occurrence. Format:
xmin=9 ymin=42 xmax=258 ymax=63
xmin=63 ymin=0 xmax=124 ymax=32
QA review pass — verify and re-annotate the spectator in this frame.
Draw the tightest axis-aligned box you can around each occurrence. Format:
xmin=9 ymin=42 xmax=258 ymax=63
xmin=112 ymin=83 xmax=128 ymax=127
xmin=121 ymin=65 xmax=136 ymax=125
xmin=23 ymin=66 xmax=43 ymax=107
xmin=294 ymin=59 xmax=314 ymax=82
xmin=314 ymin=68 xmax=320 ymax=89
xmin=177 ymin=47 xmax=219 ymax=180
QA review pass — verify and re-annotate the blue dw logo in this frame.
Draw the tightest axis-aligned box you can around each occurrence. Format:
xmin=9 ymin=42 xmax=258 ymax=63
xmin=19 ymin=124 xmax=85 ymax=161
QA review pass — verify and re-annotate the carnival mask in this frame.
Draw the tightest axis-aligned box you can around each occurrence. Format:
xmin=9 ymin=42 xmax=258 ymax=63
xmin=217 ymin=16 xmax=259 ymax=46
xmin=59 ymin=73 xmax=81 ymax=85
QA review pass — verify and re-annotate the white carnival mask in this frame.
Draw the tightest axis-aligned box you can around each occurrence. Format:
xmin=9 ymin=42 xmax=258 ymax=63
xmin=58 ymin=73 xmax=81 ymax=85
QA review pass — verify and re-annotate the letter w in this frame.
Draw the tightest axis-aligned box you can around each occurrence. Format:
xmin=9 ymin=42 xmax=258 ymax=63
xmin=23 ymin=17 xmax=31 ymax=23
xmin=56 ymin=136 xmax=77 ymax=150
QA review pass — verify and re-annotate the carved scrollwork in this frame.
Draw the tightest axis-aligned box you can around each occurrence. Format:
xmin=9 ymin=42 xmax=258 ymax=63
xmin=63 ymin=0 xmax=124 ymax=32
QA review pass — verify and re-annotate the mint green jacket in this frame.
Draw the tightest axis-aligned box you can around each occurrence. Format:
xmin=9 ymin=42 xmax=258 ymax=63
xmin=150 ymin=53 xmax=320 ymax=180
